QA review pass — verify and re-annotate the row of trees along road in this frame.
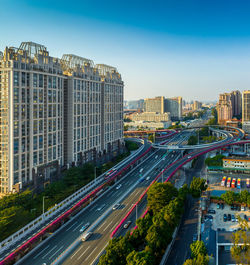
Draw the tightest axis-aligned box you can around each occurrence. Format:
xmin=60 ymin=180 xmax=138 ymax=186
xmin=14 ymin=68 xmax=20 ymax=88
xmin=99 ymin=177 xmax=207 ymax=265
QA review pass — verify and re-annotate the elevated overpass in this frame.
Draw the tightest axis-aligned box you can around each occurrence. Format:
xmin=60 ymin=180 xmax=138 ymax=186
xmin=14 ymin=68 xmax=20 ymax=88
xmin=153 ymin=125 xmax=244 ymax=150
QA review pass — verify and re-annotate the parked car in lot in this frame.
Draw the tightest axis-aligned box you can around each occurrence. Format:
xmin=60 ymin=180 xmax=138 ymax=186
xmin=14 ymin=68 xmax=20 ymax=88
xmin=233 ymin=205 xmax=237 ymax=211
xmin=124 ymin=221 xmax=132 ymax=229
xmin=208 ymin=209 xmax=216 ymax=214
xmin=217 ymin=203 xmax=220 ymax=209
xmin=231 ymin=214 xmax=236 ymax=222
xmin=241 ymin=205 xmax=245 ymax=211
xmin=204 ymin=215 xmax=213 ymax=220
xmin=223 ymin=214 xmax=227 ymax=222
xmin=227 ymin=214 xmax=231 ymax=221
xmin=231 ymin=205 xmax=234 ymax=210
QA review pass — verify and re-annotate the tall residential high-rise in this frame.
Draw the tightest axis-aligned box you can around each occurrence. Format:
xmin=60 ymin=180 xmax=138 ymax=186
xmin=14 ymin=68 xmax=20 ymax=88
xmin=193 ymin=100 xmax=202 ymax=110
xmin=242 ymin=90 xmax=250 ymax=122
xmin=217 ymin=93 xmax=233 ymax=125
xmin=0 ymin=42 xmax=123 ymax=195
xmin=230 ymin=90 xmax=242 ymax=117
xmin=242 ymin=90 xmax=250 ymax=133
xmin=144 ymin=96 xmax=165 ymax=113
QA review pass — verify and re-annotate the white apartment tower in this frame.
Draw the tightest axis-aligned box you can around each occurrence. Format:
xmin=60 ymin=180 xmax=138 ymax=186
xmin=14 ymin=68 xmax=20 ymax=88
xmin=0 ymin=42 xmax=124 ymax=194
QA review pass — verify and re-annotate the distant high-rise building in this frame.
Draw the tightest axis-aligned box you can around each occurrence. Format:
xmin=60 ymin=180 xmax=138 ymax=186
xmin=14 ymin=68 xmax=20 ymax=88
xmin=127 ymin=99 xmax=144 ymax=110
xmin=165 ymin=97 xmax=182 ymax=120
xmin=230 ymin=90 xmax=242 ymax=117
xmin=193 ymin=101 xmax=202 ymax=110
xmin=144 ymin=96 xmax=165 ymax=113
xmin=242 ymin=90 xmax=250 ymax=122
xmin=0 ymin=42 xmax=124 ymax=195
xmin=217 ymin=93 xmax=233 ymax=125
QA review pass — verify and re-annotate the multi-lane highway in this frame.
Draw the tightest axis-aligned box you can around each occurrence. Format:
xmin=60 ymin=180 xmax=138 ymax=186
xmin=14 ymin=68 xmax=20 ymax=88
xmin=17 ymin=131 xmax=191 ymax=265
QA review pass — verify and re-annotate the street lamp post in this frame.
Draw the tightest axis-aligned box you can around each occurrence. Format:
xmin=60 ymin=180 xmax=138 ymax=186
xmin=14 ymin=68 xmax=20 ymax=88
xmin=162 ymin=169 xmax=164 ymax=183
xmin=94 ymin=167 xmax=97 ymax=182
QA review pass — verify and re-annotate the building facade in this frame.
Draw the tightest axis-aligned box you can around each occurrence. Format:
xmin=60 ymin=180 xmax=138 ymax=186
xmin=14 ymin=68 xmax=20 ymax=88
xmin=165 ymin=97 xmax=182 ymax=120
xmin=230 ymin=90 xmax=242 ymax=117
xmin=223 ymin=157 xmax=250 ymax=170
xmin=130 ymin=112 xmax=170 ymax=122
xmin=144 ymin=96 xmax=165 ymax=113
xmin=217 ymin=93 xmax=233 ymax=125
xmin=0 ymin=42 xmax=124 ymax=195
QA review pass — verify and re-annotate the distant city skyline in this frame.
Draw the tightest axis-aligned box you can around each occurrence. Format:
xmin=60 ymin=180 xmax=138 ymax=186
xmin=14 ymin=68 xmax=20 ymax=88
xmin=1 ymin=0 xmax=250 ymax=100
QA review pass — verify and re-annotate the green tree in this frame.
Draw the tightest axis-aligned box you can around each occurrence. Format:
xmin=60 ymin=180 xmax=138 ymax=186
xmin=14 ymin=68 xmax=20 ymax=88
xmin=221 ymin=191 xmax=237 ymax=205
xmin=239 ymin=190 xmax=249 ymax=205
xmin=163 ymin=198 xmax=183 ymax=227
xmin=126 ymin=250 xmax=155 ymax=265
xmin=188 ymin=135 xmax=198 ymax=145
xmin=231 ymin=216 xmax=250 ymax=264
xmin=99 ymin=236 xmax=133 ymax=265
xmin=147 ymin=183 xmax=178 ymax=214
xmin=205 ymin=154 xmax=225 ymax=167
xmin=190 ymin=240 xmax=207 ymax=258
xmin=190 ymin=177 xmax=207 ymax=198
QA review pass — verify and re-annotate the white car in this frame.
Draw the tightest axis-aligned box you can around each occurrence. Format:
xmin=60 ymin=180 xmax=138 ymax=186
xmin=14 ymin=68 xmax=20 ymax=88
xmin=188 ymin=156 xmax=191 ymax=159
xmin=116 ymin=184 xmax=122 ymax=190
xmin=146 ymin=176 xmax=150 ymax=181
xmin=112 ymin=204 xmax=120 ymax=210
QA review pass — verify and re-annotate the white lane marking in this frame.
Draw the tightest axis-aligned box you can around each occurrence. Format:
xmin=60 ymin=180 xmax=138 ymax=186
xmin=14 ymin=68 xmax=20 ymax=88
xmin=70 ymin=245 xmax=83 ymax=259
xmin=91 ymin=242 xmax=108 ymax=265
xmin=77 ymin=246 xmax=91 ymax=260
xmin=73 ymin=222 xmax=83 ymax=231
xmin=49 ymin=245 xmax=64 ymax=260
xmin=65 ymin=221 xmax=78 ymax=231
xmin=42 ymin=245 xmax=57 ymax=259
xmin=33 ymin=244 xmax=50 ymax=259
xmin=110 ymin=222 xmax=119 ymax=232
xmin=103 ymin=221 xmax=113 ymax=232
xmin=85 ymin=246 xmax=98 ymax=262
xmin=98 ymin=220 xmax=107 ymax=230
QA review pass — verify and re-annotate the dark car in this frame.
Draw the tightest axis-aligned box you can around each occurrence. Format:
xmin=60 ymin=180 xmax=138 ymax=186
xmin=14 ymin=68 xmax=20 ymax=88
xmin=205 ymin=215 xmax=213 ymax=220
xmin=223 ymin=214 xmax=227 ymax=222
xmin=227 ymin=214 xmax=231 ymax=221
xmin=208 ymin=209 xmax=216 ymax=214
xmin=244 ymin=215 xmax=248 ymax=221
xmin=237 ymin=205 xmax=241 ymax=211
xmin=231 ymin=205 xmax=234 ymax=210
xmin=234 ymin=205 xmax=237 ymax=211
xmin=221 ymin=203 xmax=224 ymax=209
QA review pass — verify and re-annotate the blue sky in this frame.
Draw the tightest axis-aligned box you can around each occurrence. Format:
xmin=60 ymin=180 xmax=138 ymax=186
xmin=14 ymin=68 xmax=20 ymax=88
xmin=1 ymin=0 xmax=250 ymax=101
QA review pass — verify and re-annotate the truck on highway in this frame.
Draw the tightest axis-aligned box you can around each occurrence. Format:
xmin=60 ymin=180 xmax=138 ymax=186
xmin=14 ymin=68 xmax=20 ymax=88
xmin=104 ymin=169 xmax=117 ymax=180
xmin=227 ymin=177 xmax=231 ymax=188
xmin=221 ymin=176 xmax=226 ymax=187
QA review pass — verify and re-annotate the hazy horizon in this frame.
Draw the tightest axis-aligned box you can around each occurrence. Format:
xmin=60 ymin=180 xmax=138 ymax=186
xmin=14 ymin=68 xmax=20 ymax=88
xmin=1 ymin=0 xmax=250 ymax=101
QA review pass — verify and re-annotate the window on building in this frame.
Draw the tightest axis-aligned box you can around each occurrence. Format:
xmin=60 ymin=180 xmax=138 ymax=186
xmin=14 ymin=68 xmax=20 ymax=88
xmin=33 ymin=73 xmax=37 ymax=87
xmin=14 ymin=71 xmax=19 ymax=86
xmin=39 ymin=74 xmax=43 ymax=88
xmin=14 ymin=139 xmax=19 ymax=154
xmin=14 ymin=156 xmax=19 ymax=171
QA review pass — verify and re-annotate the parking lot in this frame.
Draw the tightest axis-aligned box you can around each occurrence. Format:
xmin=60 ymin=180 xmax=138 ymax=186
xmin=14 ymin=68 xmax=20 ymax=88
xmin=207 ymin=203 xmax=250 ymax=231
